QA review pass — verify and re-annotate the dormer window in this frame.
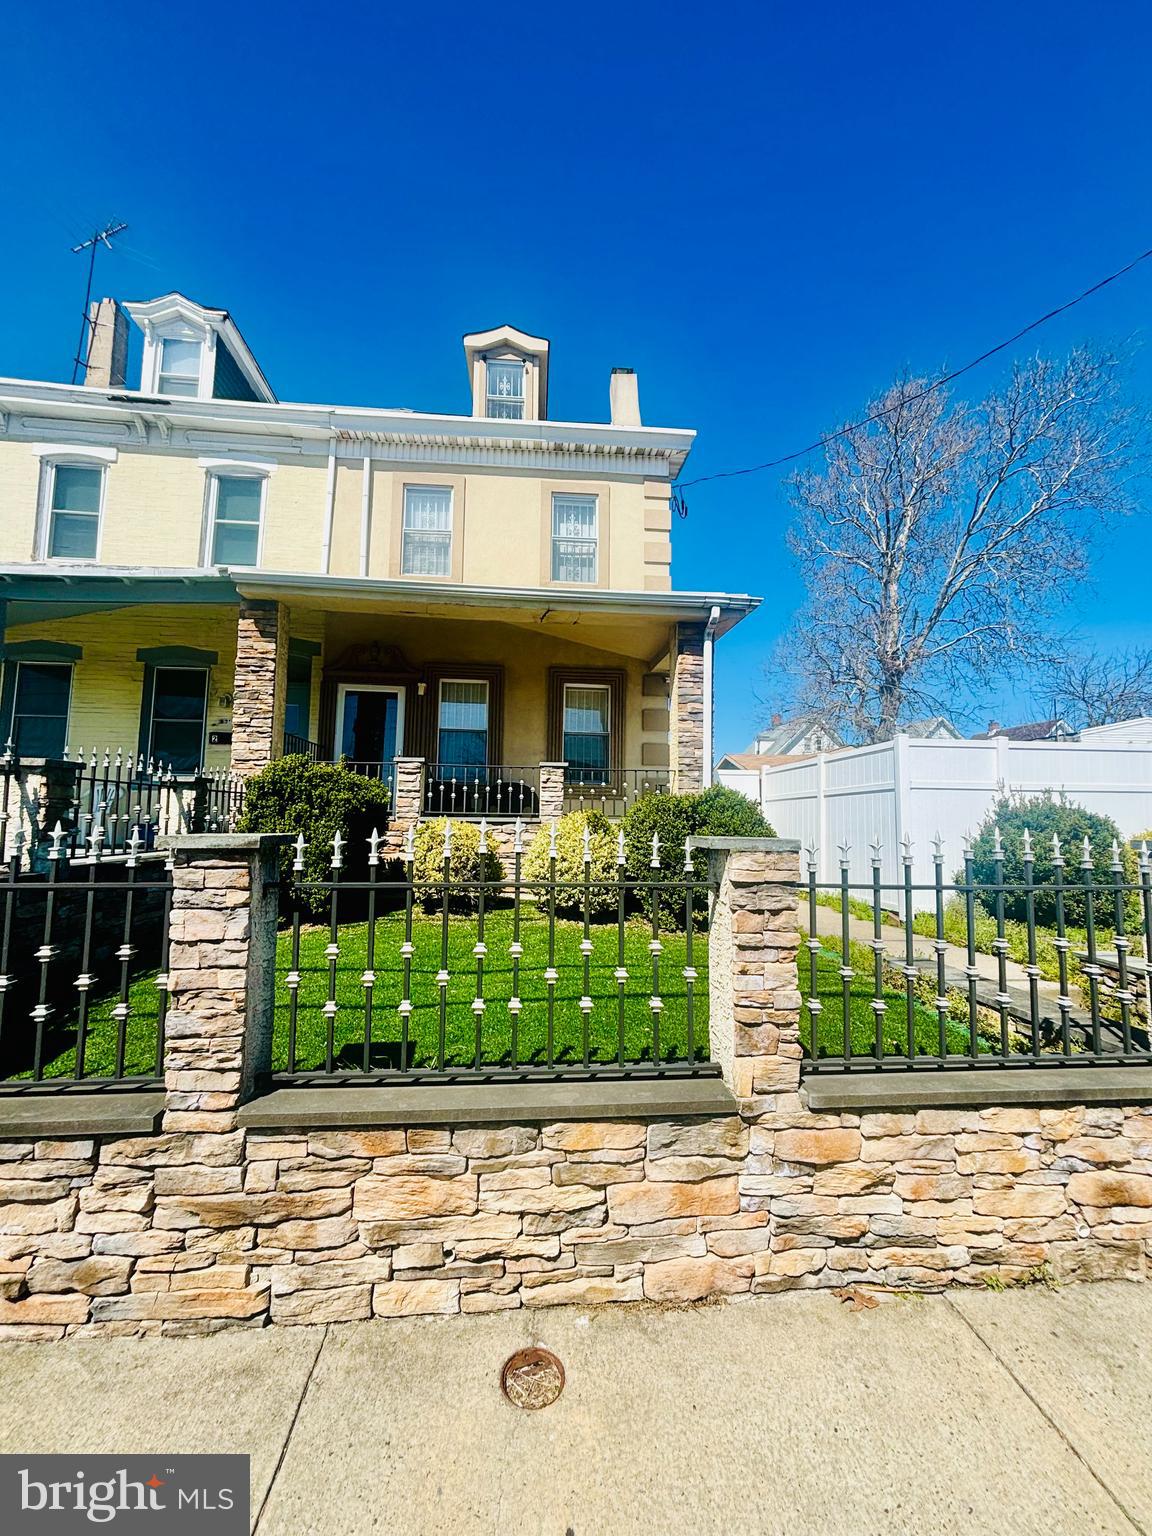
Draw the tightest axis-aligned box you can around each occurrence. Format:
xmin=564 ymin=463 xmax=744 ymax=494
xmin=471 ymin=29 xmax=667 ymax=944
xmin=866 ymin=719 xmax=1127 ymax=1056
xmin=486 ymin=360 xmax=525 ymax=420
xmin=157 ymin=338 xmax=202 ymax=396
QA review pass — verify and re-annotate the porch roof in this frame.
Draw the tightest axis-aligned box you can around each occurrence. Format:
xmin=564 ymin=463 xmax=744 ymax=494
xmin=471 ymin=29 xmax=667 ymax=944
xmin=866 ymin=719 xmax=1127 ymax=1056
xmin=0 ymin=564 xmax=239 ymax=624
xmin=231 ymin=570 xmax=760 ymax=638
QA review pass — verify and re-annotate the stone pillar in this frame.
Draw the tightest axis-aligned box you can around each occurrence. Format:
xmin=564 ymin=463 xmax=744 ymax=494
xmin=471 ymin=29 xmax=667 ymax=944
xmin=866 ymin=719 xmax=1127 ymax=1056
xmin=4 ymin=758 xmax=82 ymax=870
xmin=692 ymin=836 xmax=803 ymax=1101
xmin=538 ymin=762 xmax=567 ymax=822
xmin=391 ymin=757 xmax=425 ymax=830
xmin=159 ymin=832 xmax=290 ymax=1134
xmin=231 ymin=599 xmax=288 ymax=777
xmin=671 ymin=622 xmax=706 ymax=792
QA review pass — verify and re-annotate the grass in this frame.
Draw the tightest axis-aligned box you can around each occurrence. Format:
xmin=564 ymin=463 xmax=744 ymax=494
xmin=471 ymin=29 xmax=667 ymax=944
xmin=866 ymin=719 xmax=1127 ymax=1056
xmin=12 ymin=908 xmax=708 ymax=1080
xmin=800 ymin=934 xmax=977 ymax=1062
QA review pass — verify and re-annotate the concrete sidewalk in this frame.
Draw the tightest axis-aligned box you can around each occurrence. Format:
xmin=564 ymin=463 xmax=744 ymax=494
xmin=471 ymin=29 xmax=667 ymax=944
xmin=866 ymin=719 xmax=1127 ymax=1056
xmin=1 ymin=1283 xmax=1149 ymax=1536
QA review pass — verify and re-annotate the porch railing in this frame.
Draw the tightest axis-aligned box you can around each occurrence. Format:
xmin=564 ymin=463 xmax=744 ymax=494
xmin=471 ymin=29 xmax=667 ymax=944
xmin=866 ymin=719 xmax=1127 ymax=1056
xmin=562 ymin=768 xmax=672 ymax=819
xmin=801 ymin=831 xmax=1152 ymax=1074
xmin=67 ymin=750 xmax=245 ymax=854
xmin=424 ymin=764 xmax=541 ymax=819
xmin=275 ymin=821 xmax=712 ymax=1084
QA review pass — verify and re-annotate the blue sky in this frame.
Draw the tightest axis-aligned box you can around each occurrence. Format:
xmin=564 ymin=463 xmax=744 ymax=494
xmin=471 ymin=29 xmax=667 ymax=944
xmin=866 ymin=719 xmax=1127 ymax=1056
xmin=4 ymin=0 xmax=1151 ymax=753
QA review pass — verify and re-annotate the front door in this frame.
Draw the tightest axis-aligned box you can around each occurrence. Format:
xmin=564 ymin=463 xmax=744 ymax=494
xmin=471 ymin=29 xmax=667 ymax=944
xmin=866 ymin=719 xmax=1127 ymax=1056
xmin=335 ymin=685 xmax=404 ymax=772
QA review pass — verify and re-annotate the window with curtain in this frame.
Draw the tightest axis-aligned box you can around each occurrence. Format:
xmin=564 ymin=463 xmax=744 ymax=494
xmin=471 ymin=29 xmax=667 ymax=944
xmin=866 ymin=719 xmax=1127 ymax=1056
xmin=158 ymin=338 xmax=201 ymax=396
xmin=48 ymin=464 xmax=102 ymax=559
xmin=211 ymin=475 xmax=263 ymax=566
xmin=402 ymin=486 xmax=452 ymax=577
xmin=486 ymin=360 xmax=525 ymax=419
xmin=551 ymin=494 xmax=598 ymax=583
xmin=147 ymin=668 xmax=208 ymax=772
xmin=562 ymin=684 xmax=610 ymax=782
xmin=437 ymin=681 xmax=489 ymax=773
xmin=10 ymin=662 xmax=72 ymax=757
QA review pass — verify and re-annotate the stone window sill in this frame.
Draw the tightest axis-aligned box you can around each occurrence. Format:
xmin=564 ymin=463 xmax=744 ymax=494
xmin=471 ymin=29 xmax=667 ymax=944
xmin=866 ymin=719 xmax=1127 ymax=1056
xmin=237 ymin=1076 xmax=737 ymax=1130
xmin=804 ymin=1066 xmax=1152 ymax=1113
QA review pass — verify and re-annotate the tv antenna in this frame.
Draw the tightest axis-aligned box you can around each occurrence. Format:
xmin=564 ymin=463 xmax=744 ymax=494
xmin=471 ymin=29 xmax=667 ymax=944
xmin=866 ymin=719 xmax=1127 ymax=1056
xmin=70 ymin=221 xmax=128 ymax=383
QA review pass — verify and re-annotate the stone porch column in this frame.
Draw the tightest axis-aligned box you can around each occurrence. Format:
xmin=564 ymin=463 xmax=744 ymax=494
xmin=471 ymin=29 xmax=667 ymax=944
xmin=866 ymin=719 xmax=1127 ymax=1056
xmin=671 ymin=621 xmax=706 ymax=793
xmin=537 ymin=762 xmax=567 ymax=822
xmin=231 ymin=599 xmax=289 ymax=776
xmin=391 ymin=757 xmax=425 ymax=830
xmin=159 ymin=832 xmax=289 ymax=1134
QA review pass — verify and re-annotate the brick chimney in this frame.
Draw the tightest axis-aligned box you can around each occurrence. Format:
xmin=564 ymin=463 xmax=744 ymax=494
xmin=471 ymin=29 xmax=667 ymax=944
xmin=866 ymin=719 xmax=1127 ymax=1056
xmin=84 ymin=297 xmax=128 ymax=389
xmin=771 ymin=713 xmax=782 ymax=726
xmin=987 ymin=720 xmax=1000 ymax=735
xmin=609 ymin=367 xmax=641 ymax=426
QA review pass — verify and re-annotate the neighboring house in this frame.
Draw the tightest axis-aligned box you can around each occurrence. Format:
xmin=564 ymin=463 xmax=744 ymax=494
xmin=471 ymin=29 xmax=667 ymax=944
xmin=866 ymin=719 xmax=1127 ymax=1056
xmin=748 ymin=714 xmax=843 ymax=757
xmin=970 ymin=718 xmax=1077 ymax=742
xmin=0 ymin=292 xmax=758 ymax=836
xmin=900 ymin=716 xmax=962 ymax=740
xmin=1078 ymin=717 xmax=1152 ymax=746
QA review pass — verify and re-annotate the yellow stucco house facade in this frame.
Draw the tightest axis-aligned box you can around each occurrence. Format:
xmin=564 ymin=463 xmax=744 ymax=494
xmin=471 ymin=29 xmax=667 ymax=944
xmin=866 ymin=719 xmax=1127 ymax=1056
xmin=0 ymin=292 xmax=757 ymax=839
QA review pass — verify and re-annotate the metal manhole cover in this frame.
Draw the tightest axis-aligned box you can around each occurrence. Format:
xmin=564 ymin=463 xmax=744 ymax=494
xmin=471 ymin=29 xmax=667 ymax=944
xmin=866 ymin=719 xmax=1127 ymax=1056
xmin=501 ymin=1347 xmax=565 ymax=1409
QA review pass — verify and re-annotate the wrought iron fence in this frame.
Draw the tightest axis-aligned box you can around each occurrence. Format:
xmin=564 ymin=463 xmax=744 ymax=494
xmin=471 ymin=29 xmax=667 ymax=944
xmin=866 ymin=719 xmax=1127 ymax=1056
xmin=562 ymin=769 xmax=672 ymax=819
xmin=424 ymin=764 xmax=541 ymax=819
xmin=275 ymin=819 xmax=712 ymax=1085
xmin=67 ymin=750 xmax=245 ymax=854
xmin=801 ymin=831 xmax=1152 ymax=1074
xmin=0 ymin=825 xmax=173 ymax=1091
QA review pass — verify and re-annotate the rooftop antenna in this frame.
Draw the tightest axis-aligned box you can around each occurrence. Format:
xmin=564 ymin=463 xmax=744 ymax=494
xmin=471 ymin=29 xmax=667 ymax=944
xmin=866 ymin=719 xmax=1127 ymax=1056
xmin=70 ymin=220 xmax=128 ymax=383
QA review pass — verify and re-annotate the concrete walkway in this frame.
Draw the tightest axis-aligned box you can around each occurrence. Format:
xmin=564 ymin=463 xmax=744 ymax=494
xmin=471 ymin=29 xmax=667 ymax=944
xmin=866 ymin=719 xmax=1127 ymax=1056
xmin=1 ymin=1283 xmax=1150 ymax=1535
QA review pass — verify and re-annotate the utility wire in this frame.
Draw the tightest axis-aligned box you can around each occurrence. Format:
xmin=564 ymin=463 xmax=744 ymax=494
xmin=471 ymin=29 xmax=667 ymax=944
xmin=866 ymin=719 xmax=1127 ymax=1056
xmin=673 ymin=241 xmax=1152 ymax=501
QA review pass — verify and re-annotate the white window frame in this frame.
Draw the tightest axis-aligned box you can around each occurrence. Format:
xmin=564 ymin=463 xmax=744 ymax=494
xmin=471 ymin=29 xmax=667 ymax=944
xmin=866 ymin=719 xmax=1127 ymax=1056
xmin=485 ymin=359 xmax=526 ymax=420
xmin=436 ymin=678 xmax=490 ymax=770
xmin=202 ymin=468 xmax=269 ymax=569
xmin=35 ymin=454 xmax=112 ymax=563
xmin=334 ymin=684 xmax=406 ymax=765
xmin=551 ymin=493 xmax=599 ymax=584
xmin=143 ymin=321 xmax=213 ymax=399
xmin=156 ymin=336 xmax=204 ymax=397
xmin=401 ymin=485 xmax=454 ymax=579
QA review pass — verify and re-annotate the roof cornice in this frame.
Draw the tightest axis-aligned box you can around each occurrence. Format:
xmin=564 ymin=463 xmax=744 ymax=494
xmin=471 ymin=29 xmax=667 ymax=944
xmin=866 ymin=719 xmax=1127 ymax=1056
xmin=0 ymin=378 xmax=695 ymax=476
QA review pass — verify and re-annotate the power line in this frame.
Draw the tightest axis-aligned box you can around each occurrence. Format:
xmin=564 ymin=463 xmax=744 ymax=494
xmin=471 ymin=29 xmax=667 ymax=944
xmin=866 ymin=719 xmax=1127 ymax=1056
xmin=70 ymin=221 xmax=128 ymax=383
xmin=672 ymin=241 xmax=1152 ymax=506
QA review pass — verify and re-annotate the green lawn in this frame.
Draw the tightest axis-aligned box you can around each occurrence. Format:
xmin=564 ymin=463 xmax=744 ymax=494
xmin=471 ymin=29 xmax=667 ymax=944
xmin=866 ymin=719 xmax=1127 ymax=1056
xmin=800 ymin=936 xmax=976 ymax=1062
xmin=14 ymin=908 xmax=709 ymax=1080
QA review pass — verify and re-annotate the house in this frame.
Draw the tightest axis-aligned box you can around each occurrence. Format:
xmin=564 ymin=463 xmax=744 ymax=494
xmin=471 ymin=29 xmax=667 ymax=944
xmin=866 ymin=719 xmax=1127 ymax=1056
xmin=0 ymin=292 xmax=758 ymax=843
xmin=970 ymin=718 xmax=1077 ymax=742
xmin=900 ymin=716 xmax=962 ymax=740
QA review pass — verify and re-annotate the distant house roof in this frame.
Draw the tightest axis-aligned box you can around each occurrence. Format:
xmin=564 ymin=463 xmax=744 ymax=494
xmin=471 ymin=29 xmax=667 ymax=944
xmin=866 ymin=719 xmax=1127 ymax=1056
xmin=970 ymin=718 xmax=1077 ymax=742
xmin=717 ymin=751 xmax=810 ymax=772
xmin=900 ymin=716 xmax=962 ymax=740
xmin=750 ymin=715 xmax=843 ymax=755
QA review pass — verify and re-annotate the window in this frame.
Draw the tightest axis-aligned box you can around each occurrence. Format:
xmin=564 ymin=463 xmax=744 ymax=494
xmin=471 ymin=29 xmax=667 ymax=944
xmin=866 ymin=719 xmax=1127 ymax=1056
xmin=47 ymin=464 xmax=102 ymax=559
xmin=552 ymin=494 xmax=598 ymax=583
xmin=210 ymin=475 xmax=264 ymax=566
xmin=284 ymin=651 xmax=313 ymax=741
xmin=563 ymin=684 xmax=610 ymax=783
xmin=486 ymin=360 xmax=525 ymax=419
xmin=157 ymin=338 xmax=202 ymax=396
xmin=401 ymin=486 xmax=452 ymax=577
xmin=10 ymin=662 xmax=71 ymax=757
xmin=437 ymin=680 xmax=489 ymax=773
xmin=146 ymin=668 xmax=208 ymax=772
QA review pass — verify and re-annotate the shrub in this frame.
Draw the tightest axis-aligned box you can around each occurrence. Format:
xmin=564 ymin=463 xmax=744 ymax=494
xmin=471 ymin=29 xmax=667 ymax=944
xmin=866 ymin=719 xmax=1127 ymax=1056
xmin=967 ymin=793 xmax=1138 ymax=930
xmin=411 ymin=817 xmax=503 ymax=912
xmin=238 ymin=755 xmax=393 ymax=917
xmin=521 ymin=810 xmax=619 ymax=917
xmin=693 ymin=783 xmax=775 ymax=839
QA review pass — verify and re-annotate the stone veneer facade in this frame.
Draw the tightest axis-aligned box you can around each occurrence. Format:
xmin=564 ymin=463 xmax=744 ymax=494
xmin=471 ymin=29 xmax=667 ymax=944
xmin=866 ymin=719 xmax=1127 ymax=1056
xmin=0 ymin=838 xmax=1149 ymax=1339
xmin=230 ymin=599 xmax=288 ymax=777
xmin=671 ymin=622 xmax=705 ymax=792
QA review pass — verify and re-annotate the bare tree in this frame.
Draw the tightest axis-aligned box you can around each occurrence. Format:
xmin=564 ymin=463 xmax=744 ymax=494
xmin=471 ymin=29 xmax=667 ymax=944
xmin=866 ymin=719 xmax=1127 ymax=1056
xmin=780 ymin=349 xmax=1137 ymax=743
xmin=1047 ymin=646 xmax=1152 ymax=728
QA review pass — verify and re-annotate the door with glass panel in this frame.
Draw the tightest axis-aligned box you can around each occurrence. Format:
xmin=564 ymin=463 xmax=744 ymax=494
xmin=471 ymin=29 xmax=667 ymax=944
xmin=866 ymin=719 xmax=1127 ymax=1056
xmin=562 ymin=684 xmax=611 ymax=785
xmin=335 ymin=685 xmax=404 ymax=777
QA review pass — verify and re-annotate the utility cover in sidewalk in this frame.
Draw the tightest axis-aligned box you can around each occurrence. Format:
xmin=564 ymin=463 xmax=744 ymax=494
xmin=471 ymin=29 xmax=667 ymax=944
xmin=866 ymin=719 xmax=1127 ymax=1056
xmin=501 ymin=1348 xmax=565 ymax=1409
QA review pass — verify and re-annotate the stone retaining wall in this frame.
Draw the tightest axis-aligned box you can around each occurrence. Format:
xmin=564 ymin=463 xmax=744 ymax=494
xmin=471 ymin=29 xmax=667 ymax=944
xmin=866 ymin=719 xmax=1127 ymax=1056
xmin=0 ymin=836 xmax=1149 ymax=1338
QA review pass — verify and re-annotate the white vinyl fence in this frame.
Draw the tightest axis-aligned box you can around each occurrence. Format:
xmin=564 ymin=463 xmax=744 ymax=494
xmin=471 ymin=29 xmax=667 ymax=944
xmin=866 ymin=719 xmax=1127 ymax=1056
xmin=721 ymin=735 xmax=1152 ymax=910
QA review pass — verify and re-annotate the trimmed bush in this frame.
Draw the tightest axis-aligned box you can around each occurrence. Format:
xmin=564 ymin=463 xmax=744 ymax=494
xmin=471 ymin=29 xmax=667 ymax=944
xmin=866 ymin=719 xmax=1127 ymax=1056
xmin=693 ymin=784 xmax=775 ymax=839
xmin=238 ymin=755 xmax=393 ymax=916
xmin=621 ymin=788 xmax=776 ymax=923
xmin=412 ymin=818 xmax=503 ymax=912
xmin=522 ymin=810 xmax=619 ymax=917
xmin=967 ymin=792 xmax=1138 ymax=929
